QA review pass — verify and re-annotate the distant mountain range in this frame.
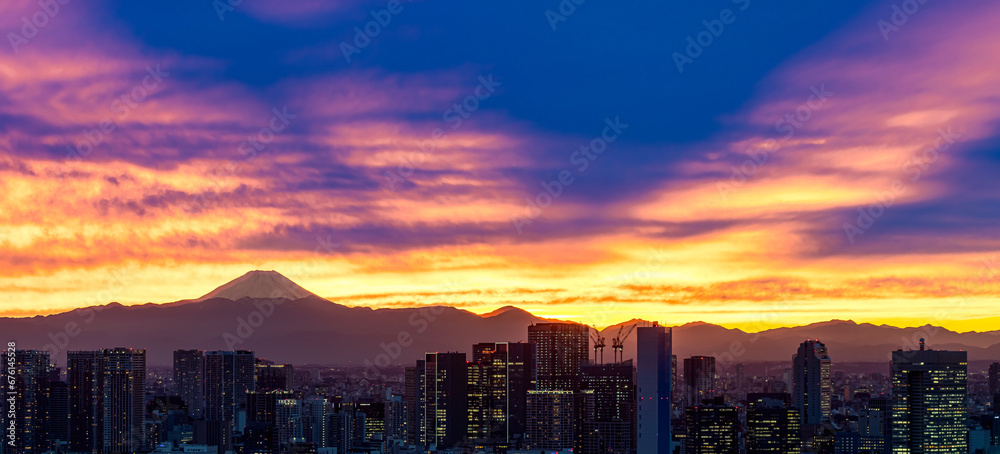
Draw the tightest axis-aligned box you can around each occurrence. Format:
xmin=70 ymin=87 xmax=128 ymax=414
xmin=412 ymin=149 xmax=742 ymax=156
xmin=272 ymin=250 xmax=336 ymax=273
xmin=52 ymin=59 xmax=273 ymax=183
xmin=4 ymin=271 xmax=1000 ymax=368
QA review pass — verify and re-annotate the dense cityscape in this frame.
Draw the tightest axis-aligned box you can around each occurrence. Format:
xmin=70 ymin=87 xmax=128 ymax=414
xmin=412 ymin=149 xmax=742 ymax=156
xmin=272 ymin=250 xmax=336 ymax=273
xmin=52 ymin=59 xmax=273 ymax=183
xmin=3 ymin=321 xmax=995 ymax=454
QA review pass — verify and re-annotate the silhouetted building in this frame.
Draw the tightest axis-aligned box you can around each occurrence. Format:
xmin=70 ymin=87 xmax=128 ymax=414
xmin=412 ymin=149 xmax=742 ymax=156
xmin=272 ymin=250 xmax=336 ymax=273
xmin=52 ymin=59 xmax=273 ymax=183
xmin=684 ymin=356 xmax=716 ymax=407
xmin=404 ymin=363 xmax=421 ymax=445
xmin=303 ymin=396 xmax=328 ymax=448
xmin=385 ymin=395 xmax=408 ymax=443
xmin=890 ymin=343 xmax=967 ymax=453
xmin=637 ymin=325 xmax=672 ymax=454
xmin=173 ymin=349 xmax=205 ymax=418
xmin=467 ymin=341 xmax=536 ymax=446
xmin=685 ymin=401 xmax=738 ymax=454
xmin=68 ymin=351 xmax=103 ymax=453
xmin=580 ymin=360 xmax=636 ymax=454
xmin=11 ymin=350 xmax=50 ymax=454
xmin=356 ymin=402 xmax=385 ymax=443
xmin=793 ymin=340 xmax=832 ymax=425
xmin=747 ymin=393 xmax=801 ymax=454
xmin=256 ymin=361 xmax=295 ymax=392
xmin=858 ymin=397 xmax=891 ymax=454
xmin=411 ymin=352 xmax=467 ymax=448
xmin=49 ymin=379 xmax=70 ymax=448
xmin=204 ymin=350 xmax=256 ymax=450
xmin=525 ymin=390 xmax=577 ymax=451
xmin=990 ymin=362 xmax=1000 ymax=401
xmin=101 ymin=348 xmax=147 ymax=453
xmin=528 ymin=323 xmax=589 ymax=391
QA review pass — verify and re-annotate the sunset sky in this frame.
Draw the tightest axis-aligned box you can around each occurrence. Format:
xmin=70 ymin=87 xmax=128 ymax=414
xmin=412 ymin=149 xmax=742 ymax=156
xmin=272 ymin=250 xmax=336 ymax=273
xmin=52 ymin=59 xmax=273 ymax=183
xmin=1 ymin=0 xmax=998 ymax=331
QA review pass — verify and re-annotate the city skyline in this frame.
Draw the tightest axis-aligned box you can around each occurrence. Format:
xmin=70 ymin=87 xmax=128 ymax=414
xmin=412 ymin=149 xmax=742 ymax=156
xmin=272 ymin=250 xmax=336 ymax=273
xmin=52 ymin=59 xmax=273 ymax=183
xmin=1 ymin=0 xmax=1000 ymax=332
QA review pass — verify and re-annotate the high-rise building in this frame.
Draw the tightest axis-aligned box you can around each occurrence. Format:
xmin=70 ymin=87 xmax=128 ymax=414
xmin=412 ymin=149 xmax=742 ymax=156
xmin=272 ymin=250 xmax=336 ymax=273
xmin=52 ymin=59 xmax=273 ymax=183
xmin=685 ymin=401 xmax=738 ymax=454
xmin=276 ymin=397 xmax=304 ymax=446
xmin=747 ymin=393 xmax=801 ymax=454
xmin=792 ymin=340 xmax=832 ymax=425
xmin=67 ymin=349 xmax=147 ymax=454
xmin=68 ymin=350 xmax=103 ymax=453
xmin=173 ymin=350 xmax=204 ymax=418
xmin=204 ymin=350 xmax=256 ymax=450
xmin=404 ymin=363 xmax=422 ymax=445
xmin=580 ymin=360 xmax=636 ymax=454
xmin=859 ymin=397 xmax=891 ymax=454
xmin=637 ymin=325 xmax=672 ymax=454
xmin=11 ymin=350 xmax=50 ymax=454
xmin=890 ymin=343 xmax=967 ymax=453
xmin=525 ymin=390 xmax=577 ymax=451
xmin=303 ymin=396 xmax=329 ymax=448
xmin=49 ymin=379 xmax=70 ymax=449
xmin=467 ymin=342 xmax=536 ymax=445
xmin=528 ymin=323 xmax=589 ymax=391
xmin=989 ymin=362 xmax=1000 ymax=400
xmin=412 ymin=352 xmax=467 ymax=448
xmin=356 ymin=402 xmax=386 ymax=443
xmin=101 ymin=348 xmax=147 ymax=454
xmin=385 ymin=395 xmax=408 ymax=443
xmin=684 ymin=356 xmax=716 ymax=407
xmin=256 ymin=361 xmax=295 ymax=392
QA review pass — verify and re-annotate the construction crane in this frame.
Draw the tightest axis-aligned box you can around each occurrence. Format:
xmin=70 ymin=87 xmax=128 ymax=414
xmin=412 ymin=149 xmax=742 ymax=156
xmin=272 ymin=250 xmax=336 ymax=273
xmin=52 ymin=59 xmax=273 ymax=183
xmin=611 ymin=324 xmax=637 ymax=363
xmin=590 ymin=326 xmax=606 ymax=364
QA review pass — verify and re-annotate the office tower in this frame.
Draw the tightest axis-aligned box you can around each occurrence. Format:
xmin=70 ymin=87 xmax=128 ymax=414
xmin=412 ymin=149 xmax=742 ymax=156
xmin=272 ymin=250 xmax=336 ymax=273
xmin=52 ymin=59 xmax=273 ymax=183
xmin=101 ymin=348 xmax=147 ymax=453
xmin=467 ymin=342 xmax=536 ymax=445
xmin=684 ymin=356 xmax=717 ymax=407
xmin=528 ymin=323 xmax=589 ymax=391
xmin=173 ymin=350 xmax=205 ymax=418
xmin=356 ymin=402 xmax=386 ymax=443
xmin=329 ymin=408 xmax=355 ymax=453
xmin=49 ymin=380 xmax=70 ymax=448
xmin=68 ymin=351 xmax=103 ymax=453
xmin=747 ymin=393 xmax=801 ymax=454
xmin=580 ymin=360 xmax=636 ymax=454
xmin=204 ymin=350 xmax=256 ymax=450
xmin=412 ymin=352 xmax=467 ymax=448
xmin=685 ymin=401 xmax=739 ymax=454
xmin=11 ymin=350 xmax=50 ymax=453
xmin=793 ymin=340 xmax=832 ymax=425
xmin=385 ymin=396 xmax=408 ymax=442
xmin=276 ymin=398 xmax=304 ymax=446
xmin=890 ymin=343 xmax=968 ymax=453
xmin=404 ymin=363 xmax=421 ymax=445
xmin=637 ymin=325 xmax=672 ymax=454
xmin=303 ymin=396 xmax=329 ymax=448
xmin=990 ymin=362 xmax=1000 ymax=400
xmin=858 ymin=397 xmax=891 ymax=454
xmin=256 ymin=361 xmax=295 ymax=392
xmin=525 ymin=390 xmax=576 ymax=450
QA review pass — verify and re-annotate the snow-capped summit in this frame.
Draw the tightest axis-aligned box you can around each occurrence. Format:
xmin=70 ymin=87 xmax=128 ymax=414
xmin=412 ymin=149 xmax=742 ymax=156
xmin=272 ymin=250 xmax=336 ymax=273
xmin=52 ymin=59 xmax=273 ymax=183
xmin=196 ymin=270 xmax=317 ymax=302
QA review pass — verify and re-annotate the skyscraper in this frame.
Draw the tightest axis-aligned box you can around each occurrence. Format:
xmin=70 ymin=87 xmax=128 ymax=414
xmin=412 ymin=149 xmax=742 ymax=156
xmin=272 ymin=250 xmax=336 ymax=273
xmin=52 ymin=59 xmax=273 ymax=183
xmin=256 ymin=361 xmax=295 ymax=392
xmin=11 ymin=350 xmax=51 ymax=454
xmin=685 ymin=401 xmax=738 ymax=454
xmin=637 ymin=325 xmax=672 ymax=454
xmin=204 ymin=350 xmax=256 ymax=449
xmin=890 ymin=342 xmax=967 ymax=453
xmin=581 ymin=360 xmax=636 ymax=454
xmin=101 ymin=348 xmax=147 ymax=454
xmin=684 ymin=356 xmax=716 ymax=407
xmin=413 ymin=352 xmax=467 ymax=448
xmin=747 ymin=393 xmax=801 ymax=454
xmin=68 ymin=350 xmax=103 ymax=453
xmin=467 ymin=342 xmax=536 ymax=445
xmin=49 ymin=379 xmax=70 ymax=449
xmin=859 ymin=396 xmax=891 ymax=454
xmin=173 ymin=350 xmax=204 ymax=418
xmin=528 ymin=323 xmax=589 ymax=391
xmin=792 ymin=340 xmax=832 ymax=425
xmin=989 ymin=362 xmax=1000 ymax=400
xmin=525 ymin=390 xmax=577 ymax=451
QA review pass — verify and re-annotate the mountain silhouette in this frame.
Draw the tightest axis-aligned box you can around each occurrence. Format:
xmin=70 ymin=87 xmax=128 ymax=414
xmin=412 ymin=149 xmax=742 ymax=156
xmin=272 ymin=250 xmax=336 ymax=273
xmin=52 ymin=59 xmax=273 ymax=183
xmin=3 ymin=271 xmax=999 ymax=368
